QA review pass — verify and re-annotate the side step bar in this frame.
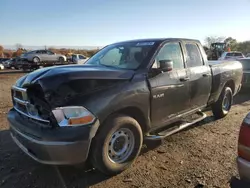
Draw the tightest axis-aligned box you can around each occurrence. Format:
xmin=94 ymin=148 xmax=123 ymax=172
xmin=145 ymin=111 xmax=207 ymax=140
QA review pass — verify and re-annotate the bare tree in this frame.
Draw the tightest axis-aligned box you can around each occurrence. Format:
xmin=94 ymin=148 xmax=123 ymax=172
xmin=204 ymin=36 xmax=226 ymax=48
xmin=0 ymin=45 xmax=4 ymax=57
xmin=16 ymin=43 xmax=23 ymax=50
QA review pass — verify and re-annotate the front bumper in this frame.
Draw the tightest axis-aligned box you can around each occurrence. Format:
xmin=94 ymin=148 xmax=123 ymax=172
xmin=237 ymin=157 xmax=250 ymax=181
xmin=8 ymin=109 xmax=100 ymax=165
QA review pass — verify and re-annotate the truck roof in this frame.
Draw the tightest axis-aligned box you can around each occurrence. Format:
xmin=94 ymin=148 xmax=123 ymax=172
xmin=113 ymin=38 xmax=200 ymax=44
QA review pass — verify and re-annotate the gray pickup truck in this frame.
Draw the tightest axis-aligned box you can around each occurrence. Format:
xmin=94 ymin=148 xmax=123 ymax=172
xmin=8 ymin=38 xmax=243 ymax=175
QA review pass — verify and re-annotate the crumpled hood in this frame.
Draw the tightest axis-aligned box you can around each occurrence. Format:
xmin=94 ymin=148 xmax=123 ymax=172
xmin=16 ymin=64 xmax=135 ymax=91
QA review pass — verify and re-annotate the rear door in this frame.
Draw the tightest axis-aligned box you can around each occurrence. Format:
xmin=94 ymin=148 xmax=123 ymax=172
xmin=45 ymin=50 xmax=56 ymax=61
xmin=38 ymin=50 xmax=48 ymax=61
xmin=184 ymin=42 xmax=212 ymax=109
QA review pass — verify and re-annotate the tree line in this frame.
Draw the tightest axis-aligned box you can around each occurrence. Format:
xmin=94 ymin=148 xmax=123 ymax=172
xmin=0 ymin=44 xmax=99 ymax=58
xmin=204 ymin=36 xmax=250 ymax=54
xmin=1 ymin=37 xmax=250 ymax=58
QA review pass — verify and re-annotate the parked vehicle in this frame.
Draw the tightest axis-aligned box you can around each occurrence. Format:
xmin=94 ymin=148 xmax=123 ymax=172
xmin=2 ymin=58 xmax=21 ymax=69
xmin=239 ymin=58 xmax=250 ymax=88
xmin=67 ymin=54 xmax=89 ymax=64
xmin=206 ymin=42 xmax=230 ymax=60
xmin=8 ymin=38 xmax=242 ymax=175
xmin=218 ymin=52 xmax=245 ymax=60
xmin=237 ymin=112 xmax=250 ymax=181
xmin=246 ymin=53 xmax=250 ymax=58
xmin=21 ymin=50 xmax=67 ymax=63
xmin=0 ymin=58 xmax=10 ymax=63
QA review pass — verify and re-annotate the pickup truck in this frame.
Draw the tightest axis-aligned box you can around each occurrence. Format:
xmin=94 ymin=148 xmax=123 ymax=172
xmin=67 ymin=54 xmax=89 ymax=64
xmin=8 ymin=38 xmax=242 ymax=175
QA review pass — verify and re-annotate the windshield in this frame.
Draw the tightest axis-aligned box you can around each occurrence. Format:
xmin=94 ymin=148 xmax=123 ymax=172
xmin=86 ymin=41 xmax=156 ymax=69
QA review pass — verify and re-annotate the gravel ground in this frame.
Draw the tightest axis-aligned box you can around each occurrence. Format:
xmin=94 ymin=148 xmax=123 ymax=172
xmin=1 ymin=71 xmax=250 ymax=188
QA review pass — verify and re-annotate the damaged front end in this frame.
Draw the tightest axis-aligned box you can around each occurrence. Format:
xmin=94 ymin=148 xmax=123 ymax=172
xmin=12 ymin=78 xmax=125 ymax=128
xmin=11 ymin=84 xmax=52 ymax=127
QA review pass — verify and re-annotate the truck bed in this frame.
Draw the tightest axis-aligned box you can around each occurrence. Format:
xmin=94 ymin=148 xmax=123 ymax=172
xmin=208 ymin=60 xmax=243 ymax=104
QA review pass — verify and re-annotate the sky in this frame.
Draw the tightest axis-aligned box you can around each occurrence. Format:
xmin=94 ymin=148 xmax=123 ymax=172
xmin=0 ymin=0 xmax=250 ymax=48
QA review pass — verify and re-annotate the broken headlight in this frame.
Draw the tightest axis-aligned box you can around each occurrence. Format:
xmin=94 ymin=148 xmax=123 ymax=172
xmin=52 ymin=106 xmax=95 ymax=127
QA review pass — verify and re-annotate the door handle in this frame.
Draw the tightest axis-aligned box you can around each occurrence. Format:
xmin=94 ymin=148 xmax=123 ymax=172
xmin=180 ymin=77 xmax=190 ymax=82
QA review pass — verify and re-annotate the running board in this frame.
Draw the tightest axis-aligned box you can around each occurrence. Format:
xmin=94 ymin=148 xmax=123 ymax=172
xmin=145 ymin=111 xmax=207 ymax=140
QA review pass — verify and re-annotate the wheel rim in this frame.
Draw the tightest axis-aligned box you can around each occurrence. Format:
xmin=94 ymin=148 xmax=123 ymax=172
xmin=33 ymin=57 xmax=39 ymax=63
xmin=107 ymin=128 xmax=135 ymax=163
xmin=222 ymin=92 xmax=231 ymax=111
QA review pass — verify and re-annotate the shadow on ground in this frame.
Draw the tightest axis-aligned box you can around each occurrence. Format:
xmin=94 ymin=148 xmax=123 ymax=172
xmin=0 ymin=70 xmax=30 ymax=75
xmin=230 ymin=176 xmax=250 ymax=188
xmin=234 ymin=89 xmax=250 ymax=106
xmin=0 ymin=128 xmax=161 ymax=188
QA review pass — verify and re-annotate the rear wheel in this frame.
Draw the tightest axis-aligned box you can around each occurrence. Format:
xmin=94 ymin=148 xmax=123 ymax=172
xmin=212 ymin=87 xmax=233 ymax=119
xmin=90 ymin=115 xmax=143 ymax=175
xmin=33 ymin=57 xmax=40 ymax=63
xmin=59 ymin=57 xmax=64 ymax=64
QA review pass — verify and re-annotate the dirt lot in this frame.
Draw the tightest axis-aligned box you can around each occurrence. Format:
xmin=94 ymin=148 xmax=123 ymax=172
xmin=1 ymin=71 xmax=250 ymax=188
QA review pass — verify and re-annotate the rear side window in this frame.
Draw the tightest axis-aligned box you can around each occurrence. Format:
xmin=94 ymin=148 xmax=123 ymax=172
xmin=226 ymin=53 xmax=233 ymax=57
xmin=185 ymin=43 xmax=203 ymax=67
xmin=155 ymin=42 xmax=184 ymax=69
xmin=234 ymin=53 xmax=243 ymax=56
xmin=79 ymin=55 xmax=86 ymax=59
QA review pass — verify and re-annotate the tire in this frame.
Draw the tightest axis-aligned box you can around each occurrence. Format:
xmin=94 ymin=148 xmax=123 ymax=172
xmin=90 ymin=114 xmax=143 ymax=175
xmin=212 ymin=87 xmax=233 ymax=119
xmin=33 ymin=57 xmax=40 ymax=63
xmin=59 ymin=57 xmax=64 ymax=63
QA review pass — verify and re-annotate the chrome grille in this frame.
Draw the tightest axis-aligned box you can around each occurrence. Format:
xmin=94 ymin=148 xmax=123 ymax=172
xmin=12 ymin=86 xmax=49 ymax=123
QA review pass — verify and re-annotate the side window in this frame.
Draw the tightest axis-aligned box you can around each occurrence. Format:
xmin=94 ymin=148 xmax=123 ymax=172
xmin=47 ymin=51 xmax=54 ymax=55
xmin=79 ymin=55 xmax=86 ymax=59
xmin=100 ymin=48 xmax=122 ymax=65
xmin=154 ymin=42 xmax=184 ymax=69
xmin=35 ymin=50 xmax=41 ymax=54
xmin=185 ymin=43 xmax=203 ymax=67
xmin=226 ymin=53 xmax=233 ymax=57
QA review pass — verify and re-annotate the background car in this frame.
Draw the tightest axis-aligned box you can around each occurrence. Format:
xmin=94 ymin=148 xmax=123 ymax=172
xmin=0 ymin=58 xmax=10 ymax=63
xmin=2 ymin=58 xmax=21 ymax=69
xmin=218 ymin=52 xmax=245 ymax=60
xmin=67 ymin=54 xmax=89 ymax=64
xmin=237 ymin=112 xmax=250 ymax=181
xmin=21 ymin=50 xmax=67 ymax=63
xmin=239 ymin=58 xmax=250 ymax=88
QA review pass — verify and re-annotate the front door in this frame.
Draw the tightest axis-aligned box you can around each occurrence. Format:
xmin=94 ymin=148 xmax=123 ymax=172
xmin=148 ymin=41 xmax=190 ymax=127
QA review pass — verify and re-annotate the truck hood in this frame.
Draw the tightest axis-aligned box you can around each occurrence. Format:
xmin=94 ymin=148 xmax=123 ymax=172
xmin=16 ymin=64 xmax=135 ymax=91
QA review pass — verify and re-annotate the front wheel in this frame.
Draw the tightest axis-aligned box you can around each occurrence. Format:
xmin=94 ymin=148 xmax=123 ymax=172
xmin=212 ymin=87 xmax=233 ymax=119
xmin=33 ymin=57 xmax=40 ymax=63
xmin=90 ymin=115 xmax=143 ymax=175
xmin=59 ymin=57 xmax=64 ymax=64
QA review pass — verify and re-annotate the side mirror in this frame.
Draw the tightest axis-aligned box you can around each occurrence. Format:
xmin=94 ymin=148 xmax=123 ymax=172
xmin=159 ymin=60 xmax=173 ymax=72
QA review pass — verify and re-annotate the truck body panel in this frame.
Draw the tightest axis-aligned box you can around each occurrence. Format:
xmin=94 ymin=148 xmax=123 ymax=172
xmin=7 ymin=38 xmax=243 ymax=166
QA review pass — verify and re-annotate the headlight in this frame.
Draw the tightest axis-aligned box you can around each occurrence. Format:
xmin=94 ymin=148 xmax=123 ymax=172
xmin=52 ymin=106 xmax=95 ymax=127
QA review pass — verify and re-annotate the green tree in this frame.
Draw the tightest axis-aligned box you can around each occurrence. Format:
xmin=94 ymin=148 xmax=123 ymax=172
xmin=224 ymin=37 xmax=238 ymax=51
